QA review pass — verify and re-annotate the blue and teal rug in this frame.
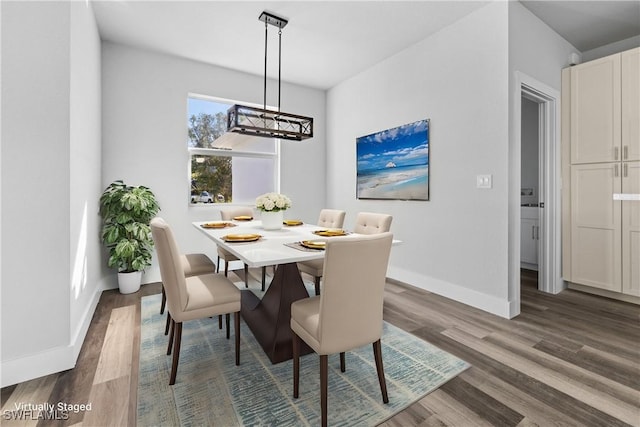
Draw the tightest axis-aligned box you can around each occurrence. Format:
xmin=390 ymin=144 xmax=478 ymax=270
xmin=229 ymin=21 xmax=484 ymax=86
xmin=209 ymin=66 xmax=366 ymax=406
xmin=138 ymin=293 xmax=469 ymax=426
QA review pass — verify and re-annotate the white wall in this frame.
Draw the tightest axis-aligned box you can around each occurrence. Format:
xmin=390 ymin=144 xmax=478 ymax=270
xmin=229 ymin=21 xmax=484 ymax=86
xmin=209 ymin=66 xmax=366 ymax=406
xmin=69 ymin=1 xmax=104 ymax=359
xmin=1 ymin=0 xmax=71 ymax=382
xmin=101 ymin=43 xmax=326 ymax=285
xmin=1 ymin=1 xmax=103 ymax=387
xmin=327 ymin=2 xmax=512 ymax=316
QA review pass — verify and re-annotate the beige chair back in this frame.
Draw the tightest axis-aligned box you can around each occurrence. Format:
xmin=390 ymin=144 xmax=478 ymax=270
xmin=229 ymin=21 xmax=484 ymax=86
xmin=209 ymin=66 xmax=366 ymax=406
xmin=220 ymin=207 xmax=254 ymax=221
xmin=353 ymin=212 xmax=392 ymax=235
xmin=150 ymin=217 xmax=189 ymax=315
xmin=318 ymin=232 xmax=393 ymax=354
xmin=317 ymin=209 xmax=346 ymax=228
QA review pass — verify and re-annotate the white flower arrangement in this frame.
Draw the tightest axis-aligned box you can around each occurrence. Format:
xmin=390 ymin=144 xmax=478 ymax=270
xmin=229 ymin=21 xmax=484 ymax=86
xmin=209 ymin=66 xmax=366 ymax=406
xmin=255 ymin=192 xmax=292 ymax=212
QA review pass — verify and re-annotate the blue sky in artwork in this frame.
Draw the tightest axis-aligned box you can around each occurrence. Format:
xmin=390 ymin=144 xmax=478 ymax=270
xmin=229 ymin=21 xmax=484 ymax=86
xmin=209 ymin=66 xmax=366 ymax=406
xmin=357 ymin=120 xmax=429 ymax=172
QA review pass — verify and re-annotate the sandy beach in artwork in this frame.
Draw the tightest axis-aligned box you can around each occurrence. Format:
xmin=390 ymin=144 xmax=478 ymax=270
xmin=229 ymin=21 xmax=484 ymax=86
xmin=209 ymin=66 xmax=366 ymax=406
xmin=357 ymin=164 xmax=428 ymax=200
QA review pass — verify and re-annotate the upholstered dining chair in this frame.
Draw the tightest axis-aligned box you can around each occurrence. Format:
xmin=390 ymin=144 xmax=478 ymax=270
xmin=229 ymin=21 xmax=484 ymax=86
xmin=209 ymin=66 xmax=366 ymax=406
xmin=291 ymin=232 xmax=394 ymax=427
xmin=150 ymin=217 xmax=241 ymax=385
xmin=317 ymin=209 xmax=347 ymax=229
xmin=297 ymin=209 xmax=346 ymax=295
xmin=160 ymin=253 xmax=216 ymax=333
xmin=353 ymin=211 xmax=393 ymax=235
xmin=218 ymin=207 xmax=268 ymax=291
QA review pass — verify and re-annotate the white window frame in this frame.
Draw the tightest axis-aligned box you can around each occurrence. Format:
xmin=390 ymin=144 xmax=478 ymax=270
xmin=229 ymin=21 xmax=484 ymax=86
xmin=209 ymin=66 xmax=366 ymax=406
xmin=187 ymin=94 xmax=281 ymax=206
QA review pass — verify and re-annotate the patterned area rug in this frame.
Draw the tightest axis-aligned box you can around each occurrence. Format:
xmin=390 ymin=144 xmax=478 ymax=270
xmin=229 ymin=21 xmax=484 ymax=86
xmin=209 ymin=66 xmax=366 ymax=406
xmin=138 ymin=293 xmax=469 ymax=426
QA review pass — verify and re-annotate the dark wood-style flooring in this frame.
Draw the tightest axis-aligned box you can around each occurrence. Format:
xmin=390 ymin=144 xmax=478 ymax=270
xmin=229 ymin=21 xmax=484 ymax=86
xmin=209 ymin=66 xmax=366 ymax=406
xmin=2 ymin=270 xmax=639 ymax=426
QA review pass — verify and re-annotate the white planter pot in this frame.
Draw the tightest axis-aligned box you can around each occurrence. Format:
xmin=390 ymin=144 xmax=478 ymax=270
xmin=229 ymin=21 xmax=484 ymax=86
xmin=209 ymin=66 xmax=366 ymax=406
xmin=118 ymin=271 xmax=142 ymax=294
xmin=261 ymin=210 xmax=284 ymax=230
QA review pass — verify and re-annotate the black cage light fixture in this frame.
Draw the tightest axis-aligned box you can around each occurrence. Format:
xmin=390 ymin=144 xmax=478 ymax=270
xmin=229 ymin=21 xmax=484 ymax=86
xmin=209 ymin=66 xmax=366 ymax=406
xmin=224 ymin=11 xmax=313 ymax=142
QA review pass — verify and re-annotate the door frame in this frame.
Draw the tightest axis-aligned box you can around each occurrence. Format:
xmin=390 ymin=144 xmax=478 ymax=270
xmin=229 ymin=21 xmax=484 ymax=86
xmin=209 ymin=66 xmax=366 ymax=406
xmin=510 ymin=72 xmax=565 ymax=317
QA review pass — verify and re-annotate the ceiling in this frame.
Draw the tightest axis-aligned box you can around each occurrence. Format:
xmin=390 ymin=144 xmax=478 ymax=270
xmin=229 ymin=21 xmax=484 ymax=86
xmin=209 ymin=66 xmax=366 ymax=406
xmin=521 ymin=1 xmax=640 ymax=52
xmin=92 ymin=1 xmax=640 ymax=90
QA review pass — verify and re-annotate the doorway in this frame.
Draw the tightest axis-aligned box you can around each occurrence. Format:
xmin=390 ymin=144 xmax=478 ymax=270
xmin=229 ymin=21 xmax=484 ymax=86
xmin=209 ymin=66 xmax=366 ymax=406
xmin=509 ymin=72 xmax=565 ymax=318
xmin=520 ymin=96 xmax=542 ymax=287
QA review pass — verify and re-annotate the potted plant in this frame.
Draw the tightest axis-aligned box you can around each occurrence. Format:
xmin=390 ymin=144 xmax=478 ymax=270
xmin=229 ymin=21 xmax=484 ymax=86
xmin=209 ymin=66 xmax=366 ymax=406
xmin=99 ymin=180 xmax=160 ymax=294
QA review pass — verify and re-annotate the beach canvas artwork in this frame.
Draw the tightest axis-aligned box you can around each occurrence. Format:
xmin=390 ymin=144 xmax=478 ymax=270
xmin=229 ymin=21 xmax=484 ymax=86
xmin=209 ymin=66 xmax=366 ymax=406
xmin=356 ymin=119 xmax=429 ymax=200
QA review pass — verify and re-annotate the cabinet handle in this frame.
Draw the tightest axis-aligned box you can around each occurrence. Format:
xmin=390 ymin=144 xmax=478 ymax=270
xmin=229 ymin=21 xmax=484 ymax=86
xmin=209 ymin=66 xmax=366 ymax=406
xmin=536 ymin=226 xmax=540 ymax=241
xmin=532 ymin=225 xmax=535 ymax=240
xmin=615 ymin=164 xmax=619 ymax=177
xmin=624 ymin=145 xmax=628 ymax=160
xmin=615 ymin=147 xmax=619 ymax=160
xmin=624 ymin=163 xmax=628 ymax=177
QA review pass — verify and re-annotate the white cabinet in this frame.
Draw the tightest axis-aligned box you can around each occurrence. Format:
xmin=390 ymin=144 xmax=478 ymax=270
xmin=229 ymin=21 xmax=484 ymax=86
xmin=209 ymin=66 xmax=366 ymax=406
xmin=571 ymin=48 xmax=640 ymax=164
xmin=563 ymin=47 xmax=640 ymax=302
xmin=622 ymin=162 xmax=640 ymax=296
xmin=521 ymin=207 xmax=539 ymax=269
xmin=621 ymin=49 xmax=640 ymax=162
xmin=570 ymin=53 xmax=620 ymax=164
xmin=570 ymin=163 xmax=621 ymax=292
xmin=569 ymin=162 xmax=639 ymax=296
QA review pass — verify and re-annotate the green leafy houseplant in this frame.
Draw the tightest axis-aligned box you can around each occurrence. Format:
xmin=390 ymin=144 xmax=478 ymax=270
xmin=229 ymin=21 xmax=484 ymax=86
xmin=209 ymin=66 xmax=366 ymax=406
xmin=99 ymin=180 xmax=160 ymax=273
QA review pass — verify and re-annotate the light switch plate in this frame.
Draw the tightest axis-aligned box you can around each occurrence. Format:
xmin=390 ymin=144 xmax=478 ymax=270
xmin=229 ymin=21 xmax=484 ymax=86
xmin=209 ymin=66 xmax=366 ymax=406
xmin=476 ymin=174 xmax=493 ymax=189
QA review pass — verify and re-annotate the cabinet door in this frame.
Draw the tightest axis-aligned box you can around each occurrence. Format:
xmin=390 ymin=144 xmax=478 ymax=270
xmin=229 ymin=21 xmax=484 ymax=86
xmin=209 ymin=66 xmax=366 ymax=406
xmin=571 ymin=163 xmax=622 ymax=291
xmin=622 ymin=161 xmax=640 ymax=296
xmin=521 ymin=218 xmax=538 ymax=265
xmin=571 ymin=54 xmax=621 ymax=164
xmin=622 ymin=48 xmax=640 ymax=162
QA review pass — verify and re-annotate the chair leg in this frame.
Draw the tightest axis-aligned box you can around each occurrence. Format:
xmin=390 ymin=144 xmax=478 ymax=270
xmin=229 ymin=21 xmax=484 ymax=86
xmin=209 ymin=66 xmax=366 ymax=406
xmin=160 ymin=286 xmax=166 ymax=314
xmin=261 ymin=267 xmax=266 ymax=292
xmin=320 ymin=354 xmax=328 ymax=427
xmin=292 ymin=332 xmax=300 ymax=398
xmin=216 ymin=256 xmax=220 ymax=273
xmin=169 ymin=322 xmax=182 ymax=385
xmin=340 ymin=352 xmax=346 ymax=372
xmin=225 ymin=313 xmax=230 ymax=339
xmin=165 ymin=312 xmax=172 ymax=335
xmin=167 ymin=318 xmax=175 ymax=355
xmin=224 ymin=260 xmax=229 ymax=277
xmin=234 ymin=311 xmax=240 ymax=366
xmin=314 ymin=276 xmax=321 ymax=296
xmin=373 ymin=340 xmax=389 ymax=404
xmin=244 ymin=264 xmax=249 ymax=288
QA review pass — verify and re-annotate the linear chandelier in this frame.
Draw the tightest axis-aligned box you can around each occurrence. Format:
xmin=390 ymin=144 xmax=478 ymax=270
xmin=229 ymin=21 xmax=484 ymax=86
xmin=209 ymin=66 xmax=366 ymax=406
xmin=225 ymin=11 xmax=313 ymax=142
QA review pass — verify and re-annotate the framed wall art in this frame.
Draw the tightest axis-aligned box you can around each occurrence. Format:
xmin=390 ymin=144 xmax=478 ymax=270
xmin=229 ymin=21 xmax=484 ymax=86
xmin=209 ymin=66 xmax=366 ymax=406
xmin=356 ymin=119 xmax=429 ymax=201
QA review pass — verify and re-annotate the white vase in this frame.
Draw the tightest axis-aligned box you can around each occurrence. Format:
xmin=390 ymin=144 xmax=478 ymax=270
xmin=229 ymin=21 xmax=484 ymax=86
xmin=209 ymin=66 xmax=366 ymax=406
xmin=261 ymin=210 xmax=284 ymax=230
xmin=118 ymin=271 xmax=142 ymax=294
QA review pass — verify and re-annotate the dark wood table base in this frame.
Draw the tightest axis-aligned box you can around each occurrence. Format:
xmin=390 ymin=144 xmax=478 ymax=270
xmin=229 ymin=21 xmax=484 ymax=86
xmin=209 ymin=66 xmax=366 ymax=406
xmin=241 ymin=262 xmax=313 ymax=363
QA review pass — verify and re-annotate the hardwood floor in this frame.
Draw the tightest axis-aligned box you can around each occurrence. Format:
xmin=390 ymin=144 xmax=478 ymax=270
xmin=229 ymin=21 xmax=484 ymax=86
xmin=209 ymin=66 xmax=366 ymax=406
xmin=2 ymin=272 xmax=639 ymax=426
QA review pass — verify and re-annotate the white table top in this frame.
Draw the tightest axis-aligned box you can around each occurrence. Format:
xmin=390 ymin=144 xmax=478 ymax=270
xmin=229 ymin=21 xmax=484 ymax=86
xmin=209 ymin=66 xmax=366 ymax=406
xmin=193 ymin=220 xmax=337 ymax=268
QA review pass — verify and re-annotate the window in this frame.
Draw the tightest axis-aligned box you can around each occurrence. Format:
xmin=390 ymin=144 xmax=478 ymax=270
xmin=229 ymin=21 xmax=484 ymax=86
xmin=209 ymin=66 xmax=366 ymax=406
xmin=188 ymin=96 xmax=279 ymax=204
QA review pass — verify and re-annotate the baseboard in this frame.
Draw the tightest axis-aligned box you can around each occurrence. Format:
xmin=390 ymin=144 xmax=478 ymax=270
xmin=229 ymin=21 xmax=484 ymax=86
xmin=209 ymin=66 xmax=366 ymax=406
xmin=70 ymin=281 xmax=104 ymax=361
xmin=567 ymin=282 xmax=640 ymax=305
xmin=1 ymin=344 xmax=75 ymax=388
xmin=1 ymin=282 xmax=105 ymax=388
xmin=387 ymin=266 xmax=513 ymax=319
xmin=520 ymin=262 xmax=538 ymax=271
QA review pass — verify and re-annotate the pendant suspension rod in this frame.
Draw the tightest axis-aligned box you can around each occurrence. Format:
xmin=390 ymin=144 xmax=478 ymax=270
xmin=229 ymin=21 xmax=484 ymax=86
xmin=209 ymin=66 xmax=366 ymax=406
xmin=278 ymin=28 xmax=282 ymax=113
xmin=263 ymin=20 xmax=268 ymax=111
xmin=226 ymin=11 xmax=312 ymax=142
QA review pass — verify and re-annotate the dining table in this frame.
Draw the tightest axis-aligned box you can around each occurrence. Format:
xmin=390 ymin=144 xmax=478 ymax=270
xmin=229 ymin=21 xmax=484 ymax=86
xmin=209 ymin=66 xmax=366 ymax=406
xmin=193 ymin=218 xmax=348 ymax=364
